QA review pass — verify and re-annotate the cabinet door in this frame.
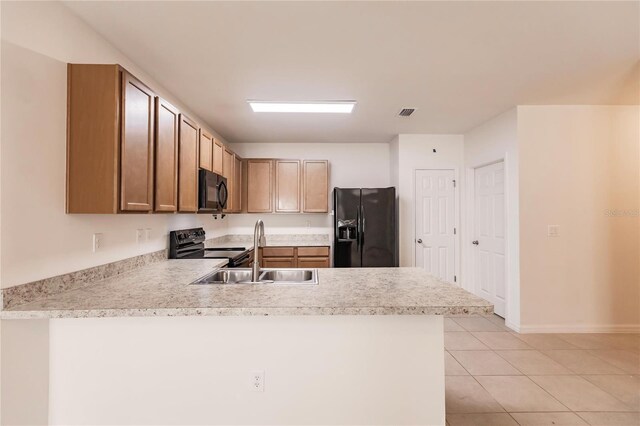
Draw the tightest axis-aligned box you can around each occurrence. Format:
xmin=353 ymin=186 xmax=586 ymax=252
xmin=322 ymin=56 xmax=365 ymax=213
xmin=297 ymin=257 xmax=330 ymax=268
xmin=154 ymin=97 xmax=179 ymax=212
xmin=213 ymin=139 xmax=224 ymax=175
xmin=233 ymin=155 xmax=242 ymax=212
xmin=275 ymin=160 xmax=301 ymax=213
xmin=199 ymin=130 xmax=213 ymax=171
xmin=120 ymin=72 xmax=155 ymax=212
xmin=302 ymin=160 xmax=329 ymax=213
xmin=262 ymin=257 xmax=296 ymax=268
xmin=222 ymin=148 xmax=234 ymax=212
xmin=247 ymin=160 xmax=273 ymax=213
xmin=178 ymin=114 xmax=199 ymax=212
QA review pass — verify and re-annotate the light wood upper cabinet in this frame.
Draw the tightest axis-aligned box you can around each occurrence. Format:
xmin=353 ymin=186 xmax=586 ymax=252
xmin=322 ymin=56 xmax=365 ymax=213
xmin=275 ymin=160 xmax=301 ymax=213
xmin=154 ymin=97 xmax=179 ymax=212
xmin=222 ymin=148 xmax=234 ymax=212
xmin=178 ymin=114 xmax=199 ymax=212
xmin=247 ymin=159 xmax=273 ymax=213
xmin=213 ymin=138 xmax=224 ymax=175
xmin=67 ymin=64 xmax=121 ymax=213
xmin=302 ymin=160 xmax=329 ymax=213
xmin=199 ymin=130 xmax=213 ymax=171
xmin=120 ymin=72 xmax=155 ymax=212
xmin=233 ymin=155 xmax=242 ymax=212
xmin=66 ymin=65 xmax=161 ymax=213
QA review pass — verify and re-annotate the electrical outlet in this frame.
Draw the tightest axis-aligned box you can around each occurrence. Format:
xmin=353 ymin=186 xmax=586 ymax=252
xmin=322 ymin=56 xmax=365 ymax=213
xmin=250 ymin=370 xmax=265 ymax=392
xmin=306 ymin=220 xmax=311 ymax=228
xmin=547 ymin=225 xmax=560 ymax=237
xmin=136 ymin=229 xmax=144 ymax=244
xmin=144 ymin=228 xmax=151 ymax=241
xmin=92 ymin=233 xmax=103 ymax=252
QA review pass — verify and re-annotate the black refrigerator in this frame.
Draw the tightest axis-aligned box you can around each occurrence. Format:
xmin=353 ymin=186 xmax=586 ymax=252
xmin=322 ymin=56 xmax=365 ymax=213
xmin=333 ymin=187 xmax=397 ymax=267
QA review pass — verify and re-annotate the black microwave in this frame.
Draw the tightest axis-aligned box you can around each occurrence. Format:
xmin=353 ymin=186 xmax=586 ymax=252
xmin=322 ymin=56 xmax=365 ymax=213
xmin=198 ymin=169 xmax=228 ymax=213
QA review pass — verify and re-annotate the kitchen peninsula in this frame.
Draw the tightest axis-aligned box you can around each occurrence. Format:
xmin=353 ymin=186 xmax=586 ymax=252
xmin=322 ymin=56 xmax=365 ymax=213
xmin=2 ymin=256 xmax=491 ymax=425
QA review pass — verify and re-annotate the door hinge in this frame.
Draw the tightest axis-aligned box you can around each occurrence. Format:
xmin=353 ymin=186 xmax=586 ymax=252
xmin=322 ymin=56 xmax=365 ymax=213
xmin=453 ymin=179 xmax=456 ymax=187
xmin=454 ymin=275 xmax=457 ymax=282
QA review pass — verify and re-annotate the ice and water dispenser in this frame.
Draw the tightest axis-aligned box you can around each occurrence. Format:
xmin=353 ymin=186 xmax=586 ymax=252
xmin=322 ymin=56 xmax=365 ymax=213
xmin=337 ymin=219 xmax=357 ymax=240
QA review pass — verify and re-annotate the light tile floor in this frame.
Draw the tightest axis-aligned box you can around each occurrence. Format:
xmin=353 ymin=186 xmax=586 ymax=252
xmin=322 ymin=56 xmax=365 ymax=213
xmin=444 ymin=315 xmax=640 ymax=426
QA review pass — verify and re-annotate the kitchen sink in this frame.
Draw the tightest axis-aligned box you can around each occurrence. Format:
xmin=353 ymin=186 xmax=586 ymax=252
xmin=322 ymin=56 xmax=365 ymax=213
xmin=259 ymin=269 xmax=317 ymax=284
xmin=190 ymin=268 xmax=318 ymax=285
xmin=190 ymin=269 xmax=253 ymax=285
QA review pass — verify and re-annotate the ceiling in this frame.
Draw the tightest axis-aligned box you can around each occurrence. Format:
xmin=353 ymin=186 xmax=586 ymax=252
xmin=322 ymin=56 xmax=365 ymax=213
xmin=63 ymin=1 xmax=639 ymax=144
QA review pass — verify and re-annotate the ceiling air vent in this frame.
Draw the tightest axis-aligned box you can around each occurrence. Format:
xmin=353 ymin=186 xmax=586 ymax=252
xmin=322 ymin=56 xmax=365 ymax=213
xmin=398 ymin=108 xmax=416 ymax=117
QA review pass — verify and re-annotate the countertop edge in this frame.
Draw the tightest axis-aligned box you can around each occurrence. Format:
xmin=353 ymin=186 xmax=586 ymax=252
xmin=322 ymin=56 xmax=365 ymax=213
xmin=0 ymin=305 xmax=493 ymax=320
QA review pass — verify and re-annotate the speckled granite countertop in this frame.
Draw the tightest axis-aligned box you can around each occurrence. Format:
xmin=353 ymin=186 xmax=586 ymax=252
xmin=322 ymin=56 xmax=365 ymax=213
xmin=1 ymin=259 xmax=492 ymax=319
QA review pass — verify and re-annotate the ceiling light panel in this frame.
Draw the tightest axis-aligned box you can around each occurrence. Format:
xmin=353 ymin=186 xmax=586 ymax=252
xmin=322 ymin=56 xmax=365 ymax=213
xmin=248 ymin=101 xmax=356 ymax=113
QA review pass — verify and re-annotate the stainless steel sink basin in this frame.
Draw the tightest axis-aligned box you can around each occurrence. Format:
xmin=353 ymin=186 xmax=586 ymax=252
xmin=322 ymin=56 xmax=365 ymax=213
xmin=190 ymin=268 xmax=318 ymax=285
xmin=190 ymin=269 xmax=253 ymax=285
xmin=259 ymin=269 xmax=317 ymax=284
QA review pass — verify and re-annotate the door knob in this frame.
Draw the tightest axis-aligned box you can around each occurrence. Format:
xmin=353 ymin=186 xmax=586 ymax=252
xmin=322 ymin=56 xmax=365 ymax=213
xmin=416 ymin=239 xmax=423 ymax=244
xmin=472 ymin=240 xmax=479 ymax=245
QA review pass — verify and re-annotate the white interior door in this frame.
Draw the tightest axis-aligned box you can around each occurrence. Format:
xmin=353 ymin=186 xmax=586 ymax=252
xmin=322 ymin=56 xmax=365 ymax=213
xmin=415 ymin=170 xmax=456 ymax=283
xmin=474 ymin=161 xmax=506 ymax=316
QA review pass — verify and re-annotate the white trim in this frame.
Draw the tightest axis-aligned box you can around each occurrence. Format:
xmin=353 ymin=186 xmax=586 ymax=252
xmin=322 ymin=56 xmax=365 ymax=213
xmin=517 ymin=324 xmax=640 ymax=334
xmin=412 ymin=168 xmax=460 ymax=285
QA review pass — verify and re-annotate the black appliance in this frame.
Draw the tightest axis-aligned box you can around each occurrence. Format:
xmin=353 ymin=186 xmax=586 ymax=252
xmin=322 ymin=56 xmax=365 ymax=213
xmin=199 ymin=169 xmax=228 ymax=213
xmin=333 ymin=187 xmax=397 ymax=267
xmin=168 ymin=228 xmax=254 ymax=268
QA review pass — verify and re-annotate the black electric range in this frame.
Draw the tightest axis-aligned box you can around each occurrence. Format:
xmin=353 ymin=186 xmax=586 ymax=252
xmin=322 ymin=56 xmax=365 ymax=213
xmin=168 ymin=228 xmax=254 ymax=268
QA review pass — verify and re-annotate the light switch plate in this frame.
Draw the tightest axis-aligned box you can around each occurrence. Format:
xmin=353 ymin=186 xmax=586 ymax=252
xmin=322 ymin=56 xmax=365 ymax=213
xmin=547 ymin=225 xmax=560 ymax=237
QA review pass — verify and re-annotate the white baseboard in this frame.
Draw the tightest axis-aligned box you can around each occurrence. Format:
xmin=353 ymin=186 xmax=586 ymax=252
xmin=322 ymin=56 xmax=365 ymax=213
xmin=517 ymin=323 xmax=640 ymax=334
xmin=505 ymin=320 xmax=520 ymax=333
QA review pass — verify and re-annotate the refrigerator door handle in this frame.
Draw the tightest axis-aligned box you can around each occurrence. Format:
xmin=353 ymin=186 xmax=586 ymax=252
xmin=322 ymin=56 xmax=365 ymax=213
xmin=355 ymin=206 xmax=360 ymax=248
xmin=360 ymin=204 xmax=365 ymax=246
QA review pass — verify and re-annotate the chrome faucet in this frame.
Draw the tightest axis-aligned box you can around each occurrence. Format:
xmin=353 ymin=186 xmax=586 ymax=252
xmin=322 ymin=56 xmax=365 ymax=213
xmin=252 ymin=219 xmax=266 ymax=282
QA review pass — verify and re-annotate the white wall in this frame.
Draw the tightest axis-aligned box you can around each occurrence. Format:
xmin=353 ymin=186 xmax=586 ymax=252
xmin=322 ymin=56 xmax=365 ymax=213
xmin=0 ymin=2 xmax=229 ymax=289
xmin=227 ymin=142 xmax=390 ymax=234
xmin=396 ymin=135 xmax=464 ymax=268
xmin=463 ymin=109 xmax=520 ymax=329
xmin=517 ymin=105 xmax=640 ymax=332
xmin=48 ymin=316 xmax=444 ymax=425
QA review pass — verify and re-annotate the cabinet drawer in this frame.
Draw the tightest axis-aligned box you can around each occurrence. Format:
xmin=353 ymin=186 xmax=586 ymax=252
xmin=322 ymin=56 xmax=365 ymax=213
xmin=296 ymin=246 xmax=330 ymax=257
xmin=262 ymin=257 xmax=296 ymax=268
xmin=297 ymin=257 xmax=330 ymax=268
xmin=261 ymin=247 xmax=295 ymax=257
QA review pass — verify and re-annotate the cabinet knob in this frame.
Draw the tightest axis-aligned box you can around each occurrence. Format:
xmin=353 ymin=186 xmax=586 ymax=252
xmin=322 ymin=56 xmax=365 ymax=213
xmin=472 ymin=240 xmax=479 ymax=245
xmin=416 ymin=239 xmax=423 ymax=244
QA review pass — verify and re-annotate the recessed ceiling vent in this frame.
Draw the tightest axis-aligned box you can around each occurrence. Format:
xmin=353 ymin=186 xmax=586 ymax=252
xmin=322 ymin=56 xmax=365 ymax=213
xmin=398 ymin=108 xmax=416 ymax=117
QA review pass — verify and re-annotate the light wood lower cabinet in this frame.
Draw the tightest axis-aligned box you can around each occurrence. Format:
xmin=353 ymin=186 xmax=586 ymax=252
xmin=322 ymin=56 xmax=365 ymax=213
xmin=259 ymin=246 xmax=330 ymax=268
